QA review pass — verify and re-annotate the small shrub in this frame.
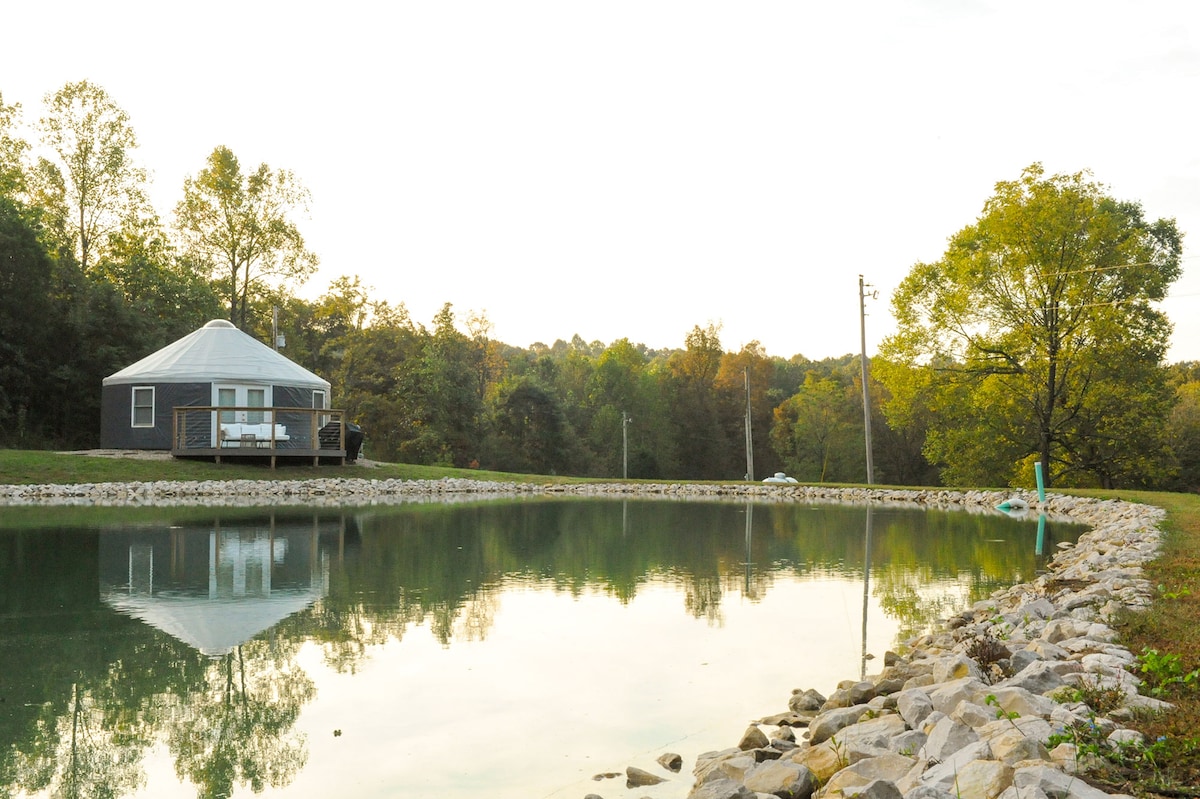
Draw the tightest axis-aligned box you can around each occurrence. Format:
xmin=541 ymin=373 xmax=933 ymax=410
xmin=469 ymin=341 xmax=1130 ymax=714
xmin=1074 ymin=676 xmax=1128 ymax=717
xmin=965 ymin=629 xmax=1010 ymax=683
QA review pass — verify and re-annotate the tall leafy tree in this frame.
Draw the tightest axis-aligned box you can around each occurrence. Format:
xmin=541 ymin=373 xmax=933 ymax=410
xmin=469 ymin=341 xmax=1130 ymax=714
xmin=429 ymin=304 xmax=485 ymax=465
xmin=1168 ymin=380 xmax=1200 ymax=492
xmin=0 ymin=196 xmax=53 ymax=444
xmin=271 ymin=275 xmax=371 ymax=376
xmin=0 ymin=92 xmax=29 ymax=198
xmin=880 ymin=164 xmax=1181 ymax=488
xmin=770 ymin=372 xmax=863 ymax=482
xmin=94 ymin=218 xmax=222 ymax=342
xmin=487 ymin=376 xmax=577 ymax=475
xmin=31 ymin=81 xmax=149 ymax=270
xmin=665 ymin=323 xmax=731 ymax=479
xmin=174 ymin=145 xmax=318 ymax=330
xmin=584 ymin=338 xmax=671 ymax=477
xmin=332 ymin=301 xmax=425 ymax=460
xmin=867 ymin=359 xmax=940 ymax=486
xmin=715 ymin=342 xmax=779 ymax=479
xmin=465 ymin=309 xmax=505 ymax=404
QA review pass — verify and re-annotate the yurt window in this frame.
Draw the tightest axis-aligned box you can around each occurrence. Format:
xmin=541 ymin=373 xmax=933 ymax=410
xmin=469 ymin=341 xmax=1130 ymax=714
xmin=131 ymin=387 xmax=155 ymax=427
xmin=247 ymin=388 xmax=266 ymax=424
xmin=218 ymin=388 xmax=236 ymax=423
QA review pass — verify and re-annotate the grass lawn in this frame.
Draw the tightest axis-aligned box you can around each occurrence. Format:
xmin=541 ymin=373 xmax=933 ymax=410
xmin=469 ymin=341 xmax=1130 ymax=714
xmin=1 ymin=450 xmax=1198 ymax=796
xmin=0 ymin=448 xmax=578 ymax=486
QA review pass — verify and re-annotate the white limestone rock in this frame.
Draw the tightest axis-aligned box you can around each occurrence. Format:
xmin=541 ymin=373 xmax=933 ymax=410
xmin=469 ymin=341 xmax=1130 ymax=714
xmin=816 ymin=754 xmax=916 ymax=798
xmin=920 ymin=716 xmax=979 ymax=762
xmin=895 ymin=689 xmax=935 ymax=730
xmin=808 ymin=705 xmax=871 ymax=745
xmin=1013 ymin=763 xmax=1136 ymax=799
xmin=742 ymin=760 xmax=816 ymax=799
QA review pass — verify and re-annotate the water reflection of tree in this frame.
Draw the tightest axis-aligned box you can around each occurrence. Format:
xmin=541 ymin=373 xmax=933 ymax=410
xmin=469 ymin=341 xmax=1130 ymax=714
xmin=873 ymin=569 xmax=972 ymax=641
xmin=0 ymin=635 xmax=314 ymax=799
xmin=308 ymin=501 xmax=780 ymax=662
xmin=168 ymin=639 xmax=313 ymax=798
xmin=3 ymin=680 xmax=150 ymax=799
xmin=684 ymin=576 xmax=726 ymax=624
xmin=297 ymin=500 xmax=1067 ymax=669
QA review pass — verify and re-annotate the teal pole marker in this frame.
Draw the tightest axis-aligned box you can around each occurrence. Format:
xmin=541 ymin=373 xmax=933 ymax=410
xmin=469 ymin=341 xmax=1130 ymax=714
xmin=1034 ymin=461 xmax=1046 ymax=503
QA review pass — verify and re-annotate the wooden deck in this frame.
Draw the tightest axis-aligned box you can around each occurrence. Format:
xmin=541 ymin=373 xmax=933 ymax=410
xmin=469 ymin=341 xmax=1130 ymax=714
xmin=172 ymin=406 xmax=349 ymax=467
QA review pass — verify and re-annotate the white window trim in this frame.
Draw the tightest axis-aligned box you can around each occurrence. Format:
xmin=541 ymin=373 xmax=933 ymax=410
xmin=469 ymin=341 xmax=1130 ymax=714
xmin=131 ymin=386 xmax=155 ymax=428
xmin=312 ymin=390 xmax=327 ymax=409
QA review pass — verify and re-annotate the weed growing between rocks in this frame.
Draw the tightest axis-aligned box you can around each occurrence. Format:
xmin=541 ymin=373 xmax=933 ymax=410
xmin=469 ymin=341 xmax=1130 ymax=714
xmin=963 ymin=628 xmax=1010 ymax=684
xmin=1051 ymin=676 xmax=1127 ymax=717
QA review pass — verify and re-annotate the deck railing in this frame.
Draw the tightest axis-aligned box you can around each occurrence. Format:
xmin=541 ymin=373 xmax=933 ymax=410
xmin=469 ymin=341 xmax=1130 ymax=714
xmin=172 ymin=406 xmax=347 ymax=461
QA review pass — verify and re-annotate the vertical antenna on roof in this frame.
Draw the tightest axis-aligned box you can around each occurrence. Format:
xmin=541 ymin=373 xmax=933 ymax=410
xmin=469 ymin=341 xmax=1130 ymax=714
xmin=272 ymin=306 xmax=285 ymax=350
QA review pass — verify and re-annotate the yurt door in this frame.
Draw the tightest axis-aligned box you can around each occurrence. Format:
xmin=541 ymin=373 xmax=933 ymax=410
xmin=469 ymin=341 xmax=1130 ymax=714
xmin=212 ymin=385 xmax=269 ymax=444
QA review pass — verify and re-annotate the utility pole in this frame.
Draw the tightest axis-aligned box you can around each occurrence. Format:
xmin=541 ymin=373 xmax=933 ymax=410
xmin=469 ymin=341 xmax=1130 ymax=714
xmin=859 ymin=275 xmax=875 ymax=485
xmin=744 ymin=367 xmax=754 ymax=481
xmin=622 ymin=412 xmax=631 ymax=479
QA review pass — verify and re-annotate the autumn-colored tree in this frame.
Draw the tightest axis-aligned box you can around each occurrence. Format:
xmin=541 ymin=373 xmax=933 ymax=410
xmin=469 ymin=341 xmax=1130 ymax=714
xmin=665 ymin=323 xmax=731 ymax=479
xmin=715 ymin=341 xmax=779 ymax=479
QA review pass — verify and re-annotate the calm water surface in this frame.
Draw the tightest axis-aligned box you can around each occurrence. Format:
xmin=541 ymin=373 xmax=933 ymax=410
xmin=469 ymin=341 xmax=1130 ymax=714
xmin=0 ymin=498 xmax=1081 ymax=798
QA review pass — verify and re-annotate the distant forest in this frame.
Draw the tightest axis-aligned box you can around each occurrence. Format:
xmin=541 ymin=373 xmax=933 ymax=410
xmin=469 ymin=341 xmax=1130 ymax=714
xmin=1 ymin=83 xmax=1198 ymax=490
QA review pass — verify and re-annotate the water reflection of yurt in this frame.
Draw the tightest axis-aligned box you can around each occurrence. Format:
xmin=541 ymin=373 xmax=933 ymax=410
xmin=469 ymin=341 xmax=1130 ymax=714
xmin=99 ymin=515 xmax=349 ymax=657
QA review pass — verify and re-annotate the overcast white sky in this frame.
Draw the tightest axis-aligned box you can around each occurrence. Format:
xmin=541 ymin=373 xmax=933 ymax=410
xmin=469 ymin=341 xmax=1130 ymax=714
xmin=5 ymin=0 xmax=1200 ymax=361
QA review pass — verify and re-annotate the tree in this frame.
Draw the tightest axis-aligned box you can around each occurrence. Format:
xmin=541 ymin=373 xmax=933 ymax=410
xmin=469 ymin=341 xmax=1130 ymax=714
xmin=1167 ymin=380 xmax=1200 ymax=492
xmin=174 ymin=146 xmax=318 ymax=330
xmin=880 ymin=164 xmax=1182 ymax=488
xmin=94 ymin=217 xmax=222 ymax=341
xmin=422 ymin=304 xmax=485 ymax=466
xmin=0 ymin=196 xmax=53 ymax=444
xmin=487 ymin=376 xmax=577 ymax=474
xmin=580 ymin=338 xmax=673 ymax=478
xmin=867 ymin=358 xmax=940 ymax=486
xmin=271 ymin=275 xmax=372 ymax=376
xmin=715 ymin=342 xmax=779 ymax=479
xmin=770 ymin=373 xmax=863 ymax=482
xmin=665 ymin=323 xmax=731 ymax=479
xmin=31 ymin=81 xmax=149 ymax=271
xmin=0 ymin=92 xmax=29 ymax=198
xmin=331 ymin=301 xmax=425 ymax=461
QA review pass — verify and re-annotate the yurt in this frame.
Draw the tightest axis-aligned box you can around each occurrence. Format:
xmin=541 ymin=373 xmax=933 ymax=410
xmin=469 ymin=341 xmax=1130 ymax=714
xmin=101 ymin=319 xmax=332 ymax=450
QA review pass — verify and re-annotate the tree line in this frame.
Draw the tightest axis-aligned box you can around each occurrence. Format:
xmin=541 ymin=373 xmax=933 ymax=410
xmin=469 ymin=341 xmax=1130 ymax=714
xmin=1 ymin=82 xmax=1197 ymax=490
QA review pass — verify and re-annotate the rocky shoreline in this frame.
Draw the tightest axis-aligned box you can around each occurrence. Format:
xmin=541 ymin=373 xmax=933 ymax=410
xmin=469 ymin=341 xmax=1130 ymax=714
xmin=0 ymin=475 xmax=1072 ymax=512
xmin=677 ymin=492 xmax=1164 ymax=799
xmin=0 ymin=478 xmax=1168 ymax=799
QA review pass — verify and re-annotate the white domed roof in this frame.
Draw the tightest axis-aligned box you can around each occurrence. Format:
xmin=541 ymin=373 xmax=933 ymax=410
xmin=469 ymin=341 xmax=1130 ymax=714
xmin=103 ymin=319 xmax=330 ymax=389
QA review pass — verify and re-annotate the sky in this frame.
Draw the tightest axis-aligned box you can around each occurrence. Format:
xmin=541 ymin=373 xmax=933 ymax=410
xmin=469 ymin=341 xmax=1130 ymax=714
xmin=5 ymin=0 xmax=1200 ymax=362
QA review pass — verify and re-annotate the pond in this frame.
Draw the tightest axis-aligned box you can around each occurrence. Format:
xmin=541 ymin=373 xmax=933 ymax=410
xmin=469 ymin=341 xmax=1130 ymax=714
xmin=0 ymin=497 xmax=1082 ymax=798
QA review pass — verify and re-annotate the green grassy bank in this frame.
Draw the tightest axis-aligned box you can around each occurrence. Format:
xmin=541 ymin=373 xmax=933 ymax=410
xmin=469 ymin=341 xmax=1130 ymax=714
xmin=0 ymin=448 xmax=576 ymax=486
xmin=0 ymin=450 xmax=1197 ymax=796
